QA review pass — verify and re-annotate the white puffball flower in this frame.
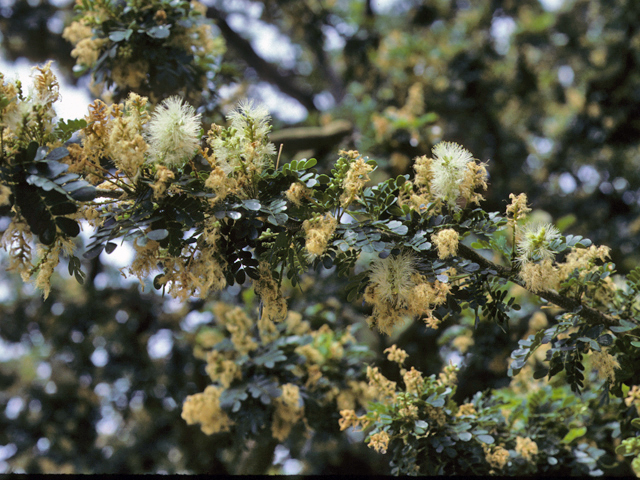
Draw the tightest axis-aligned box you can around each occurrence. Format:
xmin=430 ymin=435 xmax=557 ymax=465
xmin=227 ymin=99 xmax=272 ymax=140
xmin=147 ymin=96 xmax=202 ymax=168
xmin=211 ymin=99 xmax=276 ymax=175
xmin=368 ymin=251 xmax=419 ymax=308
xmin=431 ymin=141 xmax=474 ymax=205
xmin=516 ymin=222 xmax=561 ymax=263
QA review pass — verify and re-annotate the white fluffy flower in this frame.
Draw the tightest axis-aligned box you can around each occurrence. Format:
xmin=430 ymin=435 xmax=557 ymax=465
xmin=210 ymin=99 xmax=276 ymax=175
xmin=431 ymin=141 xmax=474 ymax=205
xmin=227 ymin=99 xmax=272 ymax=139
xmin=368 ymin=251 xmax=419 ymax=308
xmin=147 ymin=96 xmax=202 ymax=168
xmin=516 ymin=222 xmax=561 ymax=263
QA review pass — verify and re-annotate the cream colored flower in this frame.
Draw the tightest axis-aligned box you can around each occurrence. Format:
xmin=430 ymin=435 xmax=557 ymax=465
xmin=516 ymin=222 xmax=561 ymax=263
xmin=147 ymin=96 xmax=202 ymax=168
xmin=431 ymin=141 xmax=474 ymax=205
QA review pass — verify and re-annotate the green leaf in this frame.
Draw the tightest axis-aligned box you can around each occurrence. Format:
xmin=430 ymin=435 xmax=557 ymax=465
xmin=147 ymin=229 xmax=169 ymax=241
xmin=147 ymin=25 xmax=171 ymax=39
xmin=242 ymin=199 xmax=261 ymax=211
xmin=476 ymin=434 xmax=494 ymax=444
xmin=108 ymin=30 xmax=129 ymax=42
xmin=610 ymin=319 xmax=637 ymax=333
xmin=562 ymin=426 xmax=586 ymax=444
xmin=55 ymin=217 xmax=80 ymax=237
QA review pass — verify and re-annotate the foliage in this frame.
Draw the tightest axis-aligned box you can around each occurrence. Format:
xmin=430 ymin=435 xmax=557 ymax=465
xmin=343 ymin=348 xmax=623 ymax=476
xmin=1 ymin=0 xmax=640 ymax=476
xmin=63 ymin=0 xmax=225 ymax=103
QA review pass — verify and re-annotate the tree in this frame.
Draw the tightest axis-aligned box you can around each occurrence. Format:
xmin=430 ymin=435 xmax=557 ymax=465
xmin=0 ymin=0 xmax=639 ymax=475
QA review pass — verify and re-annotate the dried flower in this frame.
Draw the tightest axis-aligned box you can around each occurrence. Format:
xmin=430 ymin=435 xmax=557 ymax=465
xmin=147 ymin=96 xmax=201 ymax=168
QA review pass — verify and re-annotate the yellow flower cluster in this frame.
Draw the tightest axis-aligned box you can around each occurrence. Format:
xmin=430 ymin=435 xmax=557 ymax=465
xmin=437 ymin=361 xmax=458 ymax=388
xmin=205 ymin=350 xmax=241 ymax=388
xmin=285 ymin=182 xmax=313 ymax=206
xmin=384 ymin=345 xmax=408 ymax=365
xmin=515 ymin=436 xmax=538 ymax=462
xmin=518 ymin=259 xmax=558 ymax=293
xmin=158 ymin=244 xmax=227 ymax=301
xmin=254 ymin=262 xmax=288 ymax=342
xmin=34 ymin=238 xmax=75 ymax=299
xmin=340 ymin=154 xmax=374 ymax=207
xmin=431 ymin=228 xmax=459 ymax=259
xmin=181 ymin=385 xmax=233 ymax=435
xmin=212 ymin=304 xmax=258 ymax=355
xmin=625 ymin=385 xmax=640 ymax=415
xmin=409 ymin=142 xmax=487 ymax=211
xmin=302 ymin=213 xmax=338 ymax=257
xmin=339 ymin=409 xmax=368 ymax=431
xmin=402 ymin=367 xmax=425 ymax=395
xmin=368 ymin=431 xmax=390 ymax=454
xmin=367 ymin=366 xmax=397 ymax=401
xmin=506 ymin=193 xmax=531 ymax=229
xmin=484 ymin=445 xmax=510 ymax=471
xmin=1 ymin=62 xmax=59 ymax=149
xmin=590 ymin=349 xmax=620 ymax=383
xmin=271 ymin=384 xmax=304 ymax=441
xmin=456 ymin=403 xmax=477 ymax=417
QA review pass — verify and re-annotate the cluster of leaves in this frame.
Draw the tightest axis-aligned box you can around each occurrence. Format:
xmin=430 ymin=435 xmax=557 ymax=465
xmin=70 ymin=0 xmax=224 ymax=101
xmin=195 ymin=309 xmax=373 ymax=445
xmin=1 ymin=142 xmax=96 ymax=245
xmin=361 ymin=362 xmax=625 ymax=476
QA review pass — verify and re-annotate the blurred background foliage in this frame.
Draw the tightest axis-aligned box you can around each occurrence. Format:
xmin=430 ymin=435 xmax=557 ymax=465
xmin=0 ymin=0 xmax=639 ymax=474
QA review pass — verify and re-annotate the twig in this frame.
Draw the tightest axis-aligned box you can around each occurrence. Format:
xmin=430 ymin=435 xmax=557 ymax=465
xmin=457 ymin=243 xmax=619 ymax=326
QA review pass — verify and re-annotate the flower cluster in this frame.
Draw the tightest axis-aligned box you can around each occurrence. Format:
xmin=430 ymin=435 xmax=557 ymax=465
xmin=364 ymin=251 xmax=450 ymax=334
xmin=181 ymin=385 xmax=233 ymax=435
xmin=340 ymin=154 xmax=375 ymax=206
xmin=62 ymin=0 xmax=224 ymax=99
xmin=431 ymin=228 xmax=459 ymax=259
xmin=302 ymin=213 xmax=338 ymax=257
xmin=0 ymin=62 xmax=59 ymax=150
xmin=409 ymin=141 xmax=487 ymax=211
xmin=146 ymin=96 xmax=201 ymax=168
xmin=205 ymin=100 xmax=276 ymax=201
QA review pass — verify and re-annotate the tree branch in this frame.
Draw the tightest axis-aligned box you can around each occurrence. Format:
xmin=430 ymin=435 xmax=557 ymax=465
xmin=206 ymin=7 xmax=318 ymax=112
xmin=457 ymin=243 xmax=619 ymax=327
xmin=95 ymin=188 xmax=125 ymax=199
xmin=269 ymin=119 xmax=352 ymax=155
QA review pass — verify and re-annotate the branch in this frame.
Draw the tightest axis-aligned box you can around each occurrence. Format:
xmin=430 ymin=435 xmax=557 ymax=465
xmin=457 ymin=243 xmax=619 ymax=327
xmin=206 ymin=6 xmax=318 ymax=112
xmin=269 ymin=119 xmax=352 ymax=155
xmin=94 ymin=188 xmax=125 ymax=199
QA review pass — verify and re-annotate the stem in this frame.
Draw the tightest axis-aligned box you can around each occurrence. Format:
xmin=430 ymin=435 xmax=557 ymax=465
xmin=457 ymin=243 xmax=618 ymax=327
